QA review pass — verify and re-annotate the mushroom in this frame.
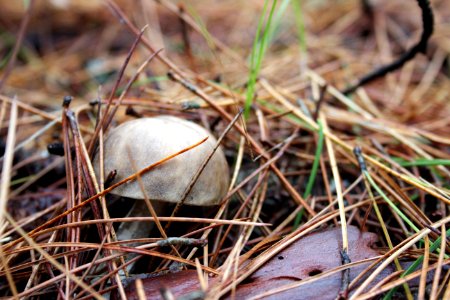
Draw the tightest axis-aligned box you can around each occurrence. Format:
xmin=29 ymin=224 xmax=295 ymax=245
xmin=93 ymin=116 xmax=229 ymax=270
xmin=95 ymin=116 xmax=229 ymax=205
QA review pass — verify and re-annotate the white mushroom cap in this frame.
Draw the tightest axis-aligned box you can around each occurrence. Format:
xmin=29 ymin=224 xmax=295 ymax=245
xmin=94 ymin=116 xmax=229 ymax=206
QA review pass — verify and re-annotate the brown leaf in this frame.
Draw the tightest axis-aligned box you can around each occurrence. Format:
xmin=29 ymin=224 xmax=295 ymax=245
xmin=125 ymin=226 xmax=393 ymax=299
xmin=232 ymin=225 xmax=390 ymax=299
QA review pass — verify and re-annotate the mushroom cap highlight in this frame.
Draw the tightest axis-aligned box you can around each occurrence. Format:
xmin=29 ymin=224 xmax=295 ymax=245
xmin=94 ymin=116 xmax=229 ymax=206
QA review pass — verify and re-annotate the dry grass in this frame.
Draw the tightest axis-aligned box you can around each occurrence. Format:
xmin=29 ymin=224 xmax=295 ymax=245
xmin=0 ymin=0 xmax=449 ymax=299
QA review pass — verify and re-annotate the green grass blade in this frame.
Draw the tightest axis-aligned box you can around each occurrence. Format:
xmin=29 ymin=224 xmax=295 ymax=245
xmin=245 ymin=0 xmax=278 ymax=119
xmin=393 ymin=158 xmax=450 ymax=167
xmin=266 ymin=0 xmax=291 ymax=45
xmin=364 ymin=171 xmax=420 ymax=233
xmin=292 ymin=0 xmax=307 ymax=55
xmin=383 ymin=228 xmax=450 ymax=300
xmin=293 ymin=121 xmax=324 ymax=229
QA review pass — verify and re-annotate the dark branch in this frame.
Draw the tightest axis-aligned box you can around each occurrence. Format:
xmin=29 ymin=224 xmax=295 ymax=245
xmin=342 ymin=0 xmax=434 ymax=95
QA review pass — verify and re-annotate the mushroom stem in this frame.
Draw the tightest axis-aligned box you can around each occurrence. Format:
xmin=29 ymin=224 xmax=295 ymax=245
xmin=117 ymin=199 xmax=167 ymax=274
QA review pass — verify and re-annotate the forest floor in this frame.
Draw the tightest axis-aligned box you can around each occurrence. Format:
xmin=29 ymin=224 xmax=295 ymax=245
xmin=0 ymin=0 xmax=449 ymax=299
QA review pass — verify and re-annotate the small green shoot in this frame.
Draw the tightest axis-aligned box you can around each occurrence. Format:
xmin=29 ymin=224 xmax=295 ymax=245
xmin=245 ymin=0 xmax=278 ymax=119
